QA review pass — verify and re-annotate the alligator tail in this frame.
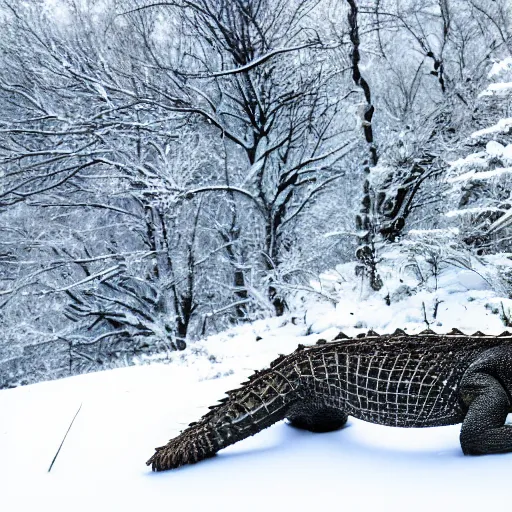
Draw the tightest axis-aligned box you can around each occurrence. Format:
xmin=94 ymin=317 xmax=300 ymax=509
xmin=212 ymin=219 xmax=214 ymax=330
xmin=146 ymin=354 xmax=300 ymax=471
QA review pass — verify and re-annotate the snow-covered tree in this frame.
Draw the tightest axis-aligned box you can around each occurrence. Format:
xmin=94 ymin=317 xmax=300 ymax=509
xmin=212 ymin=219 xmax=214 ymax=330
xmin=446 ymin=56 xmax=512 ymax=253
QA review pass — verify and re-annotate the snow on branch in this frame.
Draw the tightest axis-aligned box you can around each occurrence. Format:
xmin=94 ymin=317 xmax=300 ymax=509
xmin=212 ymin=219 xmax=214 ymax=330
xmin=448 ymin=167 xmax=512 ymax=184
xmin=42 ymin=265 xmax=125 ymax=294
xmin=445 ymin=207 xmax=503 ymax=218
xmin=472 ymin=118 xmax=512 ymax=138
xmin=488 ymin=209 xmax=512 ymax=234
xmin=207 ymin=44 xmax=316 ymax=77
xmin=489 ymin=57 xmax=512 ymax=78
xmin=479 ymin=82 xmax=512 ymax=98
xmin=184 ymin=185 xmax=264 ymax=215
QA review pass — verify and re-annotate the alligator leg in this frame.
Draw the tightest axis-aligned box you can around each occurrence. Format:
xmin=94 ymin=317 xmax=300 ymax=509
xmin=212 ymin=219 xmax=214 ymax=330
xmin=459 ymin=370 xmax=512 ymax=455
xmin=286 ymin=399 xmax=348 ymax=433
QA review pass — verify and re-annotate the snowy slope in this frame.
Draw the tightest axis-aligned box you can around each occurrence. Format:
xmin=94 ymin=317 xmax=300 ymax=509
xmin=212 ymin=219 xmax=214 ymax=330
xmin=2 ymin=355 xmax=511 ymax=512
xmin=2 ymin=263 xmax=512 ymax=512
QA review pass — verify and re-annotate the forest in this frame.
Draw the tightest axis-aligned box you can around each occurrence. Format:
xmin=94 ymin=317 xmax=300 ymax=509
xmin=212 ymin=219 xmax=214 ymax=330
xmin=1 ymin=0 xmax=512 ymax=387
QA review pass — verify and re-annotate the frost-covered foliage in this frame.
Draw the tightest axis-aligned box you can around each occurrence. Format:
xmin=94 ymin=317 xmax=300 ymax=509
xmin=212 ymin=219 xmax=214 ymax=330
xmin=446 ymin=57 xmax=512 ymax=252
xmin=0 ymin=0 xmax=511 ymax=386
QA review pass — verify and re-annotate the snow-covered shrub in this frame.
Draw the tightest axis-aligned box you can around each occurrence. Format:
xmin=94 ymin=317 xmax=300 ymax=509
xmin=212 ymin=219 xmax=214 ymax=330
xmin=392 ymin=229 xmax=472 ymax=291
xmin=480 ymin=254 xmax=512 ymax=299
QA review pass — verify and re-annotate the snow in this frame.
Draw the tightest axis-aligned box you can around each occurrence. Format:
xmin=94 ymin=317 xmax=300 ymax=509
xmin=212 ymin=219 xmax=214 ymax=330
xmin=4 ymin=357 xmax=512 ymax=511
xmin=308 ymin=259 xmax=512 ymax=336
xmin=486 ymin=140 xmax=512 ymax=162
xmin=449 ymin=141 xmax=512 ymax=171
xmin=448 ymin=151 xmax=488 ymax=171
xmin=408 ymin=228 xmax=460 ymax=236
xmin=489 ymin=57 xmax=512 ymax=77
xmin=445 ymin=207 xmax=503 ymax=218
xmin=447 ymin=138 xmax=512 ymax=184
xmin=448 ymin=167 xmax=512 ymax=184
xmin=479 ymin=82 xmax=512 ymax=97
xmin=3 ymin=262 xmax=512 ymax=511
xmin=489 ymin=207 xmax=512 ymax=234
xmin=472 ymin=118 xmax=512 ymax=138
xmin=486 ymin=140 xmax=505 ymax=157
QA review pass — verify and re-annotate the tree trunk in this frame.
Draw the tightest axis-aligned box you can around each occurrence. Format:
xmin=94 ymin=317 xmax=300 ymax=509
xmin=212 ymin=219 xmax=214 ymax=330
xmin=347 ymin=0 xmax=383 ymax=291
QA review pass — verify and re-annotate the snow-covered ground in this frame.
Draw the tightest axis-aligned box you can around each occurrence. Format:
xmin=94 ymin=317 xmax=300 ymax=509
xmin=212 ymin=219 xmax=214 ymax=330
xmin=3 ymin=262 xmax=512 ymax=511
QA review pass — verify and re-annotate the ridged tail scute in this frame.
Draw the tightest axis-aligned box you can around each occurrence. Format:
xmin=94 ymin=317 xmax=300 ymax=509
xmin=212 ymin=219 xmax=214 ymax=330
xmin=146 ymin=355 xmax=300 ymax=471
xmin=146 ymin=422 xmax=219 ymax=471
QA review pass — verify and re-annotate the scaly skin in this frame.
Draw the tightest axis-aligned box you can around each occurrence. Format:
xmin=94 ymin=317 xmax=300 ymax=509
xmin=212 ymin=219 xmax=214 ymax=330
xmin=147 ymin=328 xmax=512 ymax=471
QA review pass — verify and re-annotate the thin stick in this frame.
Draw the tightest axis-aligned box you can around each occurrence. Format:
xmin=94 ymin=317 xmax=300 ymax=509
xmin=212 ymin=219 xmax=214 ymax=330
xmin=48 ymin=403 xmax=82 ymax=473
xmin=421 ymin=301 xmax=431 ymax=329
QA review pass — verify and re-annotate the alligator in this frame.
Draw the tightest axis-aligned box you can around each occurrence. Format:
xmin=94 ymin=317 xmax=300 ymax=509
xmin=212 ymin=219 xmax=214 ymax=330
xmin=146 ymin=328 xmax=512 ymax=471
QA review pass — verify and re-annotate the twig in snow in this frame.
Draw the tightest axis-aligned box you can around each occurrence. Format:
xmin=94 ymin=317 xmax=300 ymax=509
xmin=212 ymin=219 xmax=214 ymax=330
xmin=422 ymin=301 xmax=431 ymax=328
xmin=48 ymin=403 xmax=82 ymax=473
xmin=501 ymin=302 xmax=512 ymax=327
